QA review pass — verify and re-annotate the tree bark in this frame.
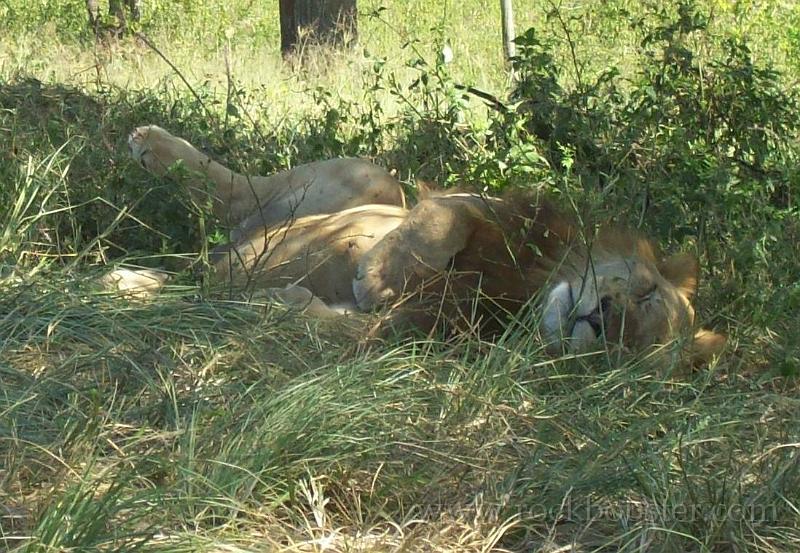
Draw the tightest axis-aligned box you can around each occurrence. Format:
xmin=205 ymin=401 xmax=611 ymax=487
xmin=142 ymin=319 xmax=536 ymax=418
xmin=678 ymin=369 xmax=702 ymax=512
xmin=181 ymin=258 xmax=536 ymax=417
xmin=279 ymin=0 xmax=357 ymax=57
xmin=500 ymin=0 xmax=516 ymax=59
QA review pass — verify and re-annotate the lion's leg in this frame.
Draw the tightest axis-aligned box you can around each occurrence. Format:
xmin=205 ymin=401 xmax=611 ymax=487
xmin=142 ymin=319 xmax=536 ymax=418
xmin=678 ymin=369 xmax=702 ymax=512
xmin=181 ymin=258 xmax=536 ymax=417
xmin=128 ymin=126 xmax=405 ymax=231
xmin=128 ymin=125 xmax=268 ymax=225
xmin=352 ymin=194 xmax=491 ymax=310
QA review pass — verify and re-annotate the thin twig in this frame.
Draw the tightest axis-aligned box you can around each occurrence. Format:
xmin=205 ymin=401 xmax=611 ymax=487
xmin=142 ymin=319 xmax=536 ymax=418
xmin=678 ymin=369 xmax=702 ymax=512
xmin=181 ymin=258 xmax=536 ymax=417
xmin=223 ymin=42 xmax=233 ymax=133
xmin=134 ymin=31 xmax=213 ymax=121
xmin=545 ymin=0 xmax=583 ymax=94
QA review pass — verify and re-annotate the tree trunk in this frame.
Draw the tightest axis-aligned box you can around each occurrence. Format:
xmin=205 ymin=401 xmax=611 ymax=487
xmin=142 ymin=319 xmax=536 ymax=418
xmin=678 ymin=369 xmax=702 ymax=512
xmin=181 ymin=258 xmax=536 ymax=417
xmin=127 ymin=0 xmax=142 ymax=21
xmin=109 ymin=0 xmax=125 ymax=26
xmin=88 ymin=0 xmax=141 ymax=36
xmin=279 ymin=0 xmax=357 ymax=56
xmin=86 ymin=0 xmax=99 ymax=35
xmin=107 ymin=0 xmax=141 ymax=35
xmin=500 ymin=0 xmax=516 ymax=60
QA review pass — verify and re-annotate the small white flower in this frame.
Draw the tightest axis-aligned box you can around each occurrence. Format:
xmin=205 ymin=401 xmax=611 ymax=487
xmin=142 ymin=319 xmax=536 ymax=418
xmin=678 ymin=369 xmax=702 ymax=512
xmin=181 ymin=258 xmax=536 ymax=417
xmin=441 ymin=42 xmax=454 ymax=64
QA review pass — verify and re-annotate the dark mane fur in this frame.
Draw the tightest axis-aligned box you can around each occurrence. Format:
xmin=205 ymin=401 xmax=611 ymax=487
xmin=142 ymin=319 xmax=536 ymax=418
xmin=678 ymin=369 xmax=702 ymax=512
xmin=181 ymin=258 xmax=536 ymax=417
xmin=387 ymin=189 xmax=581 ymax=336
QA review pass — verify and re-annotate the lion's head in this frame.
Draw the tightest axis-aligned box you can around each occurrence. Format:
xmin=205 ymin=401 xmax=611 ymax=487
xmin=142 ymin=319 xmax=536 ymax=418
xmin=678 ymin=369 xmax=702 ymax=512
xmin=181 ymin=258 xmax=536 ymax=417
xmin=539 ymin=232 xmax=720 ymax=358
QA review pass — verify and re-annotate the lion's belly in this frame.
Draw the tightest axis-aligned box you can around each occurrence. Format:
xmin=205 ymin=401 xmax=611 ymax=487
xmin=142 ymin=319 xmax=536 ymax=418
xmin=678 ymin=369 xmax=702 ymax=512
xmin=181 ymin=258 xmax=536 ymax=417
xmin=211 ymin=205 xmax=407 ymax=303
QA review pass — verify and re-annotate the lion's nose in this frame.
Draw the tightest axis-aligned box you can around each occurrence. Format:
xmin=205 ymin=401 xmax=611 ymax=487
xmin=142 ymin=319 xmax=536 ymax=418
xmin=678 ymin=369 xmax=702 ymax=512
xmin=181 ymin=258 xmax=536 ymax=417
xmin=576 ymin=295 xmax=612 ymax=338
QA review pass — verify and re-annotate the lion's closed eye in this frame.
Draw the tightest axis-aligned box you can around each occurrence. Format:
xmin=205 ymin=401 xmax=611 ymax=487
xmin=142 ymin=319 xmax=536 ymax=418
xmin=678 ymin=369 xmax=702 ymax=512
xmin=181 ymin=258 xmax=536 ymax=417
xmin=635 ymin=285 xmax=657 ymax=304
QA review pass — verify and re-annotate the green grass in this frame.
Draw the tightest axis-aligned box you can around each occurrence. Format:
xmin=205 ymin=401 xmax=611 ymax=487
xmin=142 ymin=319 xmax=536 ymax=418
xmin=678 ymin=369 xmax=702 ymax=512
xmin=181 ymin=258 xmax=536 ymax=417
xmin=1 ymin=0 xmax=799 ymax=551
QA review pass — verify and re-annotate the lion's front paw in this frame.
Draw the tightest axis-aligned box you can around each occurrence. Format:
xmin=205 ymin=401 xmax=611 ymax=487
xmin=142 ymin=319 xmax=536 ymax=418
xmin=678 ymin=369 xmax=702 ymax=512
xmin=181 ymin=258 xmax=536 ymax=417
xmin=352 ymin=262 xmax=400 ymax=311
xmin=352 ymin=238 xmax=418 ymax=310
xmin=128 ymin=125 xmax=151 ymax=163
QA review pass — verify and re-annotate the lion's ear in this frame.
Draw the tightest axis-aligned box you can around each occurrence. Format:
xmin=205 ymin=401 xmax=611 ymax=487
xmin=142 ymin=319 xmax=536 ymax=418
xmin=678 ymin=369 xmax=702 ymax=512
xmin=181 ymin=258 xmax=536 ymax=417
xmin=688 ymin=329 xmax=727 ymax=366
xmin=415 ymin=179 xmax=439 ymax=200
xmin=660 ymin=253 xmax=699 ymax=298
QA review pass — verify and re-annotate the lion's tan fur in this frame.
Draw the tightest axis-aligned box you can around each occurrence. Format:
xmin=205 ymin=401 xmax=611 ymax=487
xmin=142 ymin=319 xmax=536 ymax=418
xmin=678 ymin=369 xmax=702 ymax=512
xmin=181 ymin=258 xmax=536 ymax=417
xmin=118 ymin=125 xmax=724 ymax=361
xmin=210 ymin=204 xmax=407 ymax=304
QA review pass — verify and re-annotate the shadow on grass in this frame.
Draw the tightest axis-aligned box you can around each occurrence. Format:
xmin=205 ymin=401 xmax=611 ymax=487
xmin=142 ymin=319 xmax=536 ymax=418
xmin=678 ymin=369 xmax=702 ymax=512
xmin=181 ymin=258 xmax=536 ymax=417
xmin=0 ymin=77 xmax=217 ymax=262
xmin=0 ymin=76 xmax=448 ymax=268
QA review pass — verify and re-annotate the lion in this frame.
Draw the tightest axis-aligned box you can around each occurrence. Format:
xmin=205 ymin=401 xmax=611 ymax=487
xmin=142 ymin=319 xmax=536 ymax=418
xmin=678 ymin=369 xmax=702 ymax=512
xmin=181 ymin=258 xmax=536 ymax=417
xmin=120 ymin=125 xmax=724 ymax=362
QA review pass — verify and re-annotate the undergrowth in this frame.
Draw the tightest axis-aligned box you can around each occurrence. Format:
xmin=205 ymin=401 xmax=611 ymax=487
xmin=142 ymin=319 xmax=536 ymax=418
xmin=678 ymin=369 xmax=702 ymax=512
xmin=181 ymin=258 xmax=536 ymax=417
xmin=0 ymin=1 xmax=798 ymax=551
